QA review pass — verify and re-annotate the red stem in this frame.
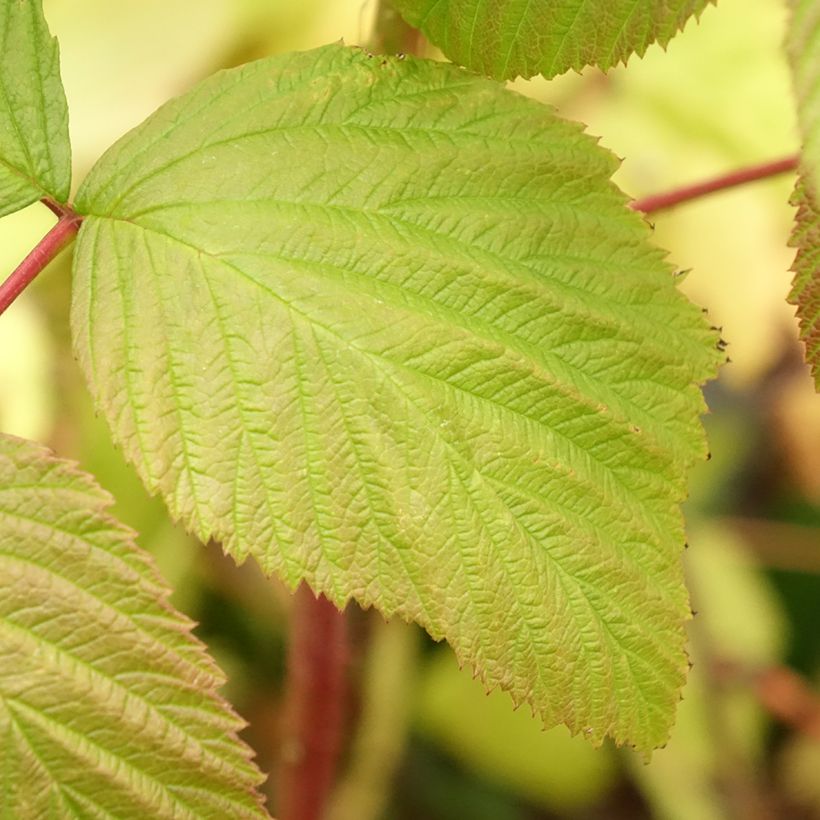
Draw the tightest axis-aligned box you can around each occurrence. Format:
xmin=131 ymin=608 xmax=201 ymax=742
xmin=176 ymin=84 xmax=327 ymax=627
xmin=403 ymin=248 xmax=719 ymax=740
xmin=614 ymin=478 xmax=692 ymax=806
xmin=0 ymin=204 xmax=81 ymax=315
xmin=630 ymin=155 xmax=799 ymax=215
xmin=277 ymin=584 xmax=348 ymax=820
xmin=41 ymin=196 xmax=70 ymax=219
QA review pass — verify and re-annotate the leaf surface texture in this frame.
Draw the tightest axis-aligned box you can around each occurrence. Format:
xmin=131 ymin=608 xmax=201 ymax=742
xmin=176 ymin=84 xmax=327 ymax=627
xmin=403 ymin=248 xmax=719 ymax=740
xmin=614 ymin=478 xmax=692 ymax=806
xmin=0 ymin=434 xmax=268 ymax=818
xmin=788 ymin=0 xmax=820 ymax=388
xmin=72 ymin=44 xmax=720 ymax=750
xmin=390 ymin=0 xmax=712 ymax=80
xmin=0 ymin=0 xmax=70 ymax=217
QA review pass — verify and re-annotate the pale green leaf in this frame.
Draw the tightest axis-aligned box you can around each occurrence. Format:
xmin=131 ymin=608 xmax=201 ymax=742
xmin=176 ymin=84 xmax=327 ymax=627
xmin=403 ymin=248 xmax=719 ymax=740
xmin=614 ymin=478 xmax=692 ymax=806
xmin=72 ymin=44 xmax=720 ymax=751
xmin=0 ymin=434 xmax=268 ymax=818
xmin=788 ymin=0 xmax=820 ymax=388
xmin=0 ymin=0 xmax=71 ymax=217
xmin=390 ymin=0 xmax=713 ymax=80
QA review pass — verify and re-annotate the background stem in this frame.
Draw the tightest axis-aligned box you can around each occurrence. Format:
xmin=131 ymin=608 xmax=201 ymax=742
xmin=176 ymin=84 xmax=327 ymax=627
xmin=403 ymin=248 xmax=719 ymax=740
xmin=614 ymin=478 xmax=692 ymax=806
xmin=0 ymin=210 xmax=81 ymax=316
xmin=631 ymin=155 xmax=798 ymax=215
xmin=369 ymin=0 xmax=424 ymax=55
xmin=277 ymin=584 xmax=349 ymax=820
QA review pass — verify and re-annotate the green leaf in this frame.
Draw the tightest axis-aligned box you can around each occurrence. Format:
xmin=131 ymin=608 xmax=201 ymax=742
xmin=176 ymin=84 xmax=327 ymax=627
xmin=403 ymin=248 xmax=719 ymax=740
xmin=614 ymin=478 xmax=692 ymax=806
xmin=0 ymin=0 xmax=71 ymax=217
xmin=416 ymin=649 xmax=617 ymax=811
xmin=788 ymin=0 xmax=820 ymax=388
xmin=72 ymin=43 xmax=720 ymax=751
xmin=390 ymin=0 xmax=713 ymax=80
xmin=790 ymin=183 xmax=820 ymax=387
xmin=789 ymin=0 xmax=820 ymax=195
xmin=628 ymin=522 xmax=787 ymax=820
xmin=0 ymin=434 xmax=268 ymax=818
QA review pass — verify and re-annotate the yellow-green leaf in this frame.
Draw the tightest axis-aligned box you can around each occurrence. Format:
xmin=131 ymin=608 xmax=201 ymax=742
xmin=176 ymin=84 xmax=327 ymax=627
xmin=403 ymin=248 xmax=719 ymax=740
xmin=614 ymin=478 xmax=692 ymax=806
xmin=0 ymin=0 xmax=71 ymax=216
xmin=391 ymin=0 xmax=713 ymax=80
xmin=0 ymin=434 xmax=268 ymax=818
xmin=72 ymin=44 xmax=720 ymax=751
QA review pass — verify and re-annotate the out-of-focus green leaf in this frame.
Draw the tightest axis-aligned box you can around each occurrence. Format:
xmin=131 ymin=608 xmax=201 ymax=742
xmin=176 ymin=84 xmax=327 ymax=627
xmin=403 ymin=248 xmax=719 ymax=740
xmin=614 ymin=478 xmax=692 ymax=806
xmin=391 ymin=0 xmax=713 ymax=80
xmin=787 ymin=0 xmax=820 ymax=388
xmin=416 ymin=649 xmax=617 ymax=811
xmin=0 ymin=434 xmax=269 ymax=817
xmin=0 ymin=0 xmax=70 ymax=216
xmin=686 ymin=527 xmax=786 ymax=664
xmin=629 ymin=522 xmax=787 ymax=820
xmin=778 ymin=734 xmax=820 ymax=815
xmin=72 ymin=43 xmax=720 ymax=750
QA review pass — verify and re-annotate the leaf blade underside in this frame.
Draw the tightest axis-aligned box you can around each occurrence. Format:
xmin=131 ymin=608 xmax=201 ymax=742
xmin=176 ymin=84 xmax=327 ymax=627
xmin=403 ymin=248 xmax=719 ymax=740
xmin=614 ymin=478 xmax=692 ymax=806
xmin=0 ymin=0 xmax=71 ymax=217
xmin=0 ymin=434 xmax=268 ymax=818
xmin=390 ymin=0 xmax=713 ymax=81
xmin=788 ymin=0 xmax=820 ymax=388
xmin=73 ymin=44 xmax=720 ymax=751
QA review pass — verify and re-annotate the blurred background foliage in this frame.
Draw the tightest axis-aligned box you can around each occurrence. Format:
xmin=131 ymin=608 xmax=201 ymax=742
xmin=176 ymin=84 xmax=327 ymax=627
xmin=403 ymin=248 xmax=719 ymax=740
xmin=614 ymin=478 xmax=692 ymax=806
xmin=1 ymin=0 xmax=820 ymax=817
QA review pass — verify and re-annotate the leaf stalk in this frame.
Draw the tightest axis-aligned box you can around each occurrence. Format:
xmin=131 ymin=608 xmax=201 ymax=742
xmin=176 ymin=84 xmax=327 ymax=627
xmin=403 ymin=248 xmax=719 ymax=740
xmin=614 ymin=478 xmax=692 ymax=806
xmin=0 ymin=200 xmax=81 ymax=316
xmin=631 ymin=155 xmax=798 ymax=215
